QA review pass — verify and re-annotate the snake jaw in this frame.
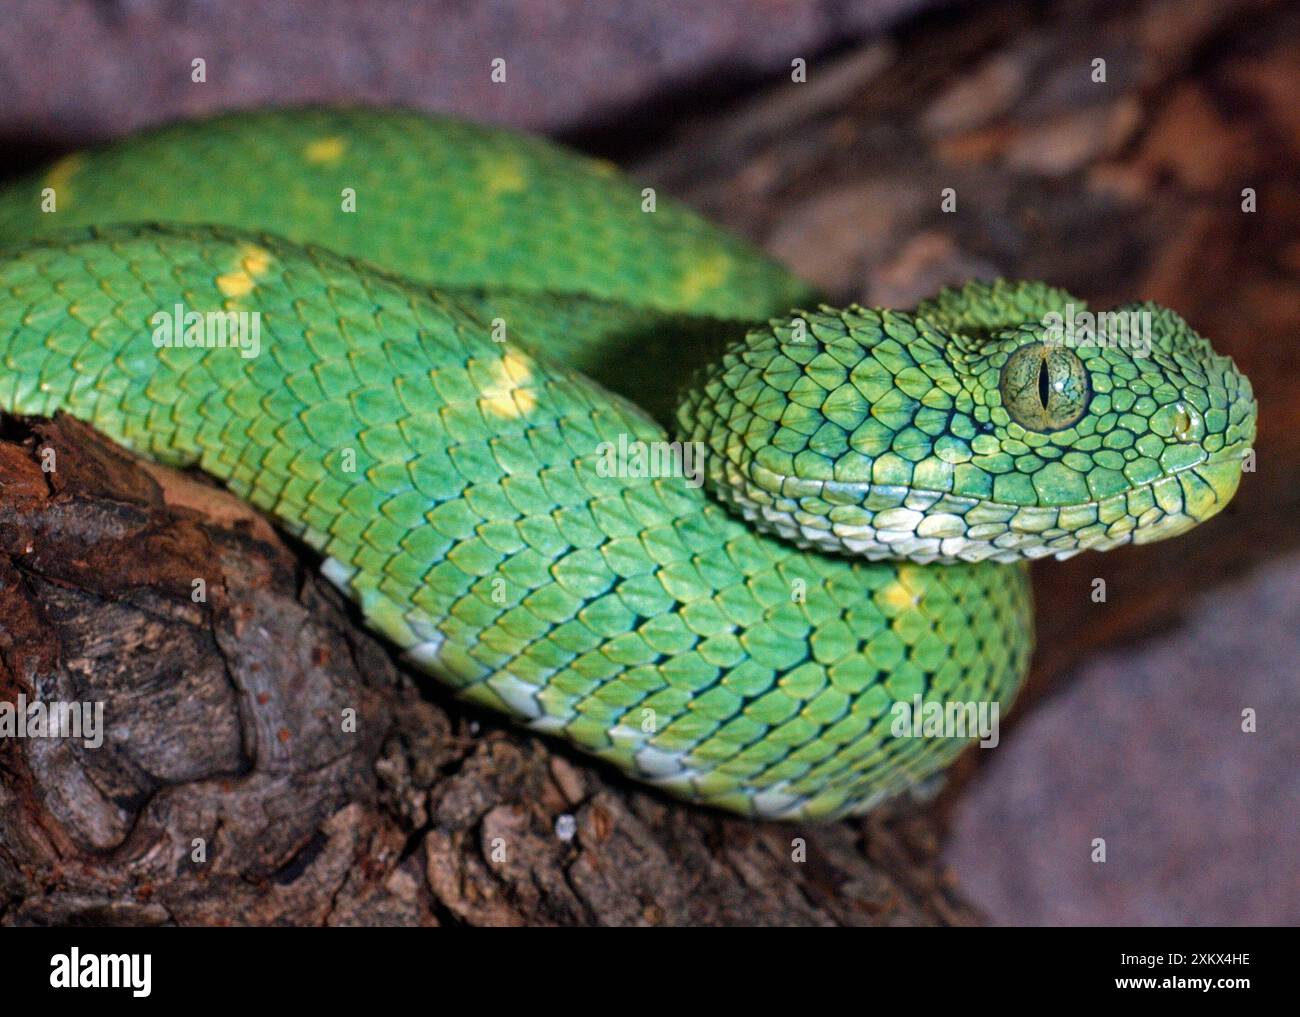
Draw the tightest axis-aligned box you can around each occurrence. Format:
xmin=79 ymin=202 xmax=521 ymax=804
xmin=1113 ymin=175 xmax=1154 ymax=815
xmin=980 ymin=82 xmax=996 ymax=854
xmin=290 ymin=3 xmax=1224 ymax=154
xmin=1129 ymin=446 xmax=1249 ymax=544
xmin=705 ymin=455 xmax=1249 ymax=565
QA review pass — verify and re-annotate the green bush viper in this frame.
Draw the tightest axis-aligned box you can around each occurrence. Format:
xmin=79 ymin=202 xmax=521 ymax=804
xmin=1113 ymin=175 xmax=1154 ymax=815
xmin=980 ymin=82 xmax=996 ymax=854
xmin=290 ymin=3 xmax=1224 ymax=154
xmin=0 ymin=108 xmax=1256 ymax=820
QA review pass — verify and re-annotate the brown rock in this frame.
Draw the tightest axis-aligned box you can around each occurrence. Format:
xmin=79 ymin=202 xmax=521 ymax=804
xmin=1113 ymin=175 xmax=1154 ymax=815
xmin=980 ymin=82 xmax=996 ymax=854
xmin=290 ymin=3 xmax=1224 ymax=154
xmin=768 ymin=179 xmax=928 ymax=296
xmin=922 ymin=52 xmax=1027 ymax=135
xmin=866 ymin=231 xmax=999 ymax=307
xmin=1003 ymin=97 xmax=1143 ymax=176
xmin=1131 ymin=83 xmax=1253 ymax=191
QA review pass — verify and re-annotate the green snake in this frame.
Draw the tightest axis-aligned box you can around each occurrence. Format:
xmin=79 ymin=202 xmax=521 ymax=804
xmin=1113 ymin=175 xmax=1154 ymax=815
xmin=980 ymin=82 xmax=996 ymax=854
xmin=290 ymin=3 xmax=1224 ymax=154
xmin=0 ymin=108 xmax=1256 ymax=820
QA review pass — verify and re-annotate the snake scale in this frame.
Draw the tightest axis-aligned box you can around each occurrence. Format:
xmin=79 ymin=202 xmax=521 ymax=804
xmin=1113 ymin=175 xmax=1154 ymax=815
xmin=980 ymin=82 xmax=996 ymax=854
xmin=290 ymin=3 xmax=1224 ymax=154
xmin=0 ymin=109 xmax=1256 ymax=820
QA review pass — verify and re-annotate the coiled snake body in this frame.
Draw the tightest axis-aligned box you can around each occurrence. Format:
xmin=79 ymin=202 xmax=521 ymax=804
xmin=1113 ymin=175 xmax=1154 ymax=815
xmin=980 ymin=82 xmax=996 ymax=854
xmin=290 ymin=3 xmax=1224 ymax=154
xmin=0 ymin=109 xmax=1255 ymax=819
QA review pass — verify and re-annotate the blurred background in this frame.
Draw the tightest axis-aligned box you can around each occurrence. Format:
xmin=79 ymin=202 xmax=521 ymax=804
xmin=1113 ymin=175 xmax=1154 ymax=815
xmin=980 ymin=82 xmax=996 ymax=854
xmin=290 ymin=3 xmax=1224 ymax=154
xmin=1 ymin=0 xmax=1295 ymax=925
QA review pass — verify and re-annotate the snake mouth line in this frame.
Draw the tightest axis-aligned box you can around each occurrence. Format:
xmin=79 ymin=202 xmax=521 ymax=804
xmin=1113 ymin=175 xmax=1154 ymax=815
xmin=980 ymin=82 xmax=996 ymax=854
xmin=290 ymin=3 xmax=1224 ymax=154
xmin=730 ymin=439 xmax=1251 ymax=517
xmin=714 ymin=436 xmax=1252 ymax=564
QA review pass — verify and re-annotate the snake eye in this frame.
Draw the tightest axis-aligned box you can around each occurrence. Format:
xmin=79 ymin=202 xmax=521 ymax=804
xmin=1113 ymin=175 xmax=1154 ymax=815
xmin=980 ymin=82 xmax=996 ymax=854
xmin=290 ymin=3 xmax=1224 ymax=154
xmin=999 ymin=343 xmax=1091 ymax=432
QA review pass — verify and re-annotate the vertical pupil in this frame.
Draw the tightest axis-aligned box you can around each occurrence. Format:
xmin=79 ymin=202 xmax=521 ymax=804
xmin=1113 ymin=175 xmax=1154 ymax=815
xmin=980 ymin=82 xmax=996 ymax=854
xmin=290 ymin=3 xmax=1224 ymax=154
xmin=1037 ymin=357 xmax=1052 ymax=409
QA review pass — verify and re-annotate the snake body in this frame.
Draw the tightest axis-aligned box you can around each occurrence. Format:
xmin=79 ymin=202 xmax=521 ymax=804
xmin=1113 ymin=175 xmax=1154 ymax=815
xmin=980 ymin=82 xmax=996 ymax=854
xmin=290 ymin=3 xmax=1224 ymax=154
xmin=0 ymin=109 xmax=1255 ymax=819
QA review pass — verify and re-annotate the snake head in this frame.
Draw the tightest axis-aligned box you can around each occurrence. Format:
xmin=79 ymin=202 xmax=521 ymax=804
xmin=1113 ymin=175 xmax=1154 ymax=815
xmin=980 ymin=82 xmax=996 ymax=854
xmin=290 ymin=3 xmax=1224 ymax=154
xmin=677 ymin=282 xmax=1256 ymax=564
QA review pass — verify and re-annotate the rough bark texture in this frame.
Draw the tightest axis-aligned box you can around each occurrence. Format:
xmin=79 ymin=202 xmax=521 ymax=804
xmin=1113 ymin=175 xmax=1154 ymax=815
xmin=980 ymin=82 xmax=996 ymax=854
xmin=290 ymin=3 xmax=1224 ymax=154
xmin=3 ymin=0 xmax=1298 ymax=925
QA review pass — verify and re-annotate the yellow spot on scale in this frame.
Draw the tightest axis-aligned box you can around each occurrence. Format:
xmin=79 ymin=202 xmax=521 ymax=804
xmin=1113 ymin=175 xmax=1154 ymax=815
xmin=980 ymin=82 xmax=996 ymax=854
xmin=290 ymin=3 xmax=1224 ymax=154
xmin=217 ymin=244 xmax=275 ymax=298
xmin=240 ymin=245 xmax=272 ymax=276
xmin=44 ymin=154 xmax=85 ymax=207
xmin=304 ymin=136 xmax=347 ymax=165
xmin=877 ymin=564 xmax=924 ymax=613
xmin=217 ymin=272 xmax=254 ymax=298
xmin=482 ymin=156 xmax=528 ymax=197
xmin=590 ymin=158 xmax=619 ymax=178
xmin=481 ymin=350 xmax=538 ymax=418
xmin=675 ymin=252 xmax=731 ymax=305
